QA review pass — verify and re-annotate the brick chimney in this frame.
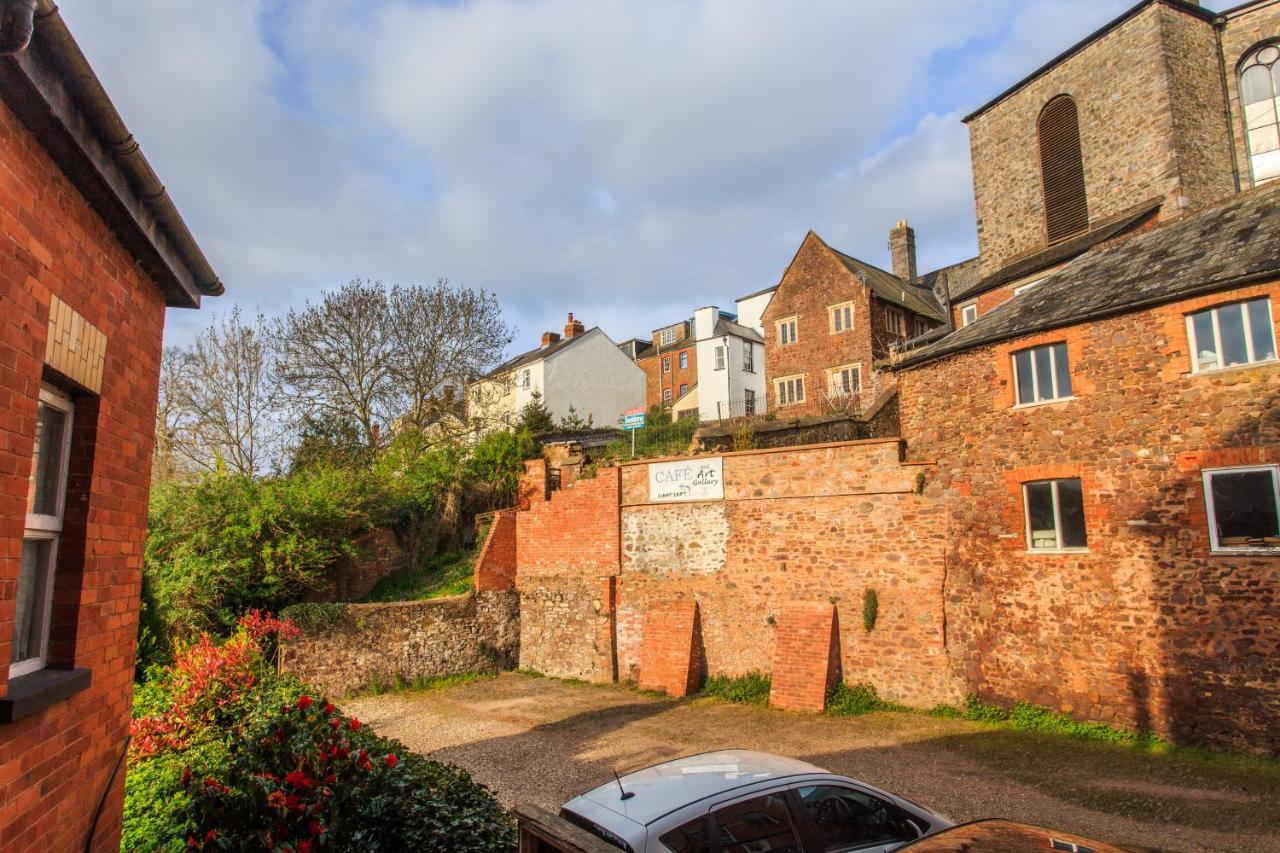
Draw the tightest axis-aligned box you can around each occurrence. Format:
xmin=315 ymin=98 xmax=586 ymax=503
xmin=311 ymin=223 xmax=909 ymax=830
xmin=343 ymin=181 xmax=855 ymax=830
xmin=564 ymin=312 xmax=585 ymax=338
xmin=541 ymin=331 xmax=561 ymax=347
xmin=889 ymin=220 xmax=917 ymax=283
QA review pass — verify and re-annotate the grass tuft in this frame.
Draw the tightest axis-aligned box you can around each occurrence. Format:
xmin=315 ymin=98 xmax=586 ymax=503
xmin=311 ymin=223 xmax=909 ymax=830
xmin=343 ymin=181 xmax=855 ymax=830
xmin=700 ymin=672 xmax=772 ymax=705
xmin=826 ymin=682 xmax=904 ymax=716
xmin=960 ymin=694 xmax=1169 ymax=749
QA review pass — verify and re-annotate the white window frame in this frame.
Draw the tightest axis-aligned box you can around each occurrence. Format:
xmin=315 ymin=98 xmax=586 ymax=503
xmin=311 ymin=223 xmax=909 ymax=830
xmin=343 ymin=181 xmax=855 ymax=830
xmin=14 ymin=386 xmax=75 ymax=678
xmin=886 ymin=307 xmax=905 ymax=337
xmin=714 ymin=345 xmax=726 ymax=371
xmin=1202 ymin=465 xmax=1280 ymax=553
xmin=1012 ymin=343 xmax=1074 ymax=407
xmin=660 ymin=326 xmax=679 ymax=346
xmin=663 ymin=356 xmax=671 ymax=374
xmin=1014 ymin=278 xmax=1044 ymax=296
xmin=679 ymin=351 xmax=688 ymax=370
xmin=743 ymin=343 xmax=755 ymax=373
xmin=744 ymin=389 xmax=756 ymax=416
xmin=520 ymin=369 xmax=531 ymax=389
xmin=829 ymin=302 xmax=853 ymax=334
xmin=827 ymin=364 xmax=861 ymax=397
xmin=961 ymin=303 xmax=978 ymax=327
xmin=1185 ymin=297 xmax=1277 ymax=374
xmin=1022 ymin=478 xmax=1088 ymax=554
xmin=777 ymin=316 xmax=798 ymax=346
xmin=775 ymin=374 xmax=805 ymax=405
xmin=663 ymin=387 xmax=672 ymax=403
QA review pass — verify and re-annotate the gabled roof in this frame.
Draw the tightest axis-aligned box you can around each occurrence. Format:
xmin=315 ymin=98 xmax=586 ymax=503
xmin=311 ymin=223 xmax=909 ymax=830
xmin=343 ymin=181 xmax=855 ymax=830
xmin=482 ymin=327 xmax=602 ymax=378
xmin=950 ymin=198 xmax=1164 ymax=304
xmin=735 ymin=284 xmax=779 ymax=302
xmin=919 ymin=257 xmax=981 ymax=304
xmin=892 ymin=182 xmax=1280 ymax=370
xmin=821 ymin=238 xmax=948 ymax=322
xmin=713 ymin=317 xmax=765 ymax=344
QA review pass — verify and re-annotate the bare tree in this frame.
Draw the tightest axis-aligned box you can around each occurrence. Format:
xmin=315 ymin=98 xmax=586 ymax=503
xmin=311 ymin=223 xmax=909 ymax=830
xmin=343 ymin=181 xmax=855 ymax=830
xmin=275 ymin=279 xmax=396 ymax=446
xmin=165 ymin=308 xmax=280 ymax=475
xmin=153 ymin=345 xmax=194 ymax=481
xmin=387 ymin=279 xmax=513 ymax=429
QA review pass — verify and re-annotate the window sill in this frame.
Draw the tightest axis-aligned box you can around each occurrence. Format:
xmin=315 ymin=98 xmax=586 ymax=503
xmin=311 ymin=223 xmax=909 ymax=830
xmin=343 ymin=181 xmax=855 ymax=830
xmin=1 ymin=667 xmax=91 ymax=723
xmin=1209 ymin=547 xmax=1280 ymax=556
xmin=1025 ymin=548 xmax=1089 ymax=555
xmin=1012 ymin=396 xmax=1076 ymax=411
xmin=1188 ymin=358 xmax=1279 ymax=378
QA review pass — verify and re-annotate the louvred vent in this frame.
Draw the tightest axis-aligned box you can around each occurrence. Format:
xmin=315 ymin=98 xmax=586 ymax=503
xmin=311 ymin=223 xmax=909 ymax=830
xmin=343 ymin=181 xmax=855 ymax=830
xmin=1038 ymin=95 xmax=1089 ymax=243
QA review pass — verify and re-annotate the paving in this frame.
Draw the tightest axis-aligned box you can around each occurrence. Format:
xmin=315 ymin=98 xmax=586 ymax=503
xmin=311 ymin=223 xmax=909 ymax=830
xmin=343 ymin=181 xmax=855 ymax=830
xmin=345 ymin=673 xmax=1280 ymax=853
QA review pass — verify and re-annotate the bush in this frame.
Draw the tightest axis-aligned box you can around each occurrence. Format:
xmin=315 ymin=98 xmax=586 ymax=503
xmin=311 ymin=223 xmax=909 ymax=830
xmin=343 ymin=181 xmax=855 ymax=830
xmin=701 ymin=672 xmax=771 ymax=705
xmin=826 ymin=682 xmax=903 ymax=716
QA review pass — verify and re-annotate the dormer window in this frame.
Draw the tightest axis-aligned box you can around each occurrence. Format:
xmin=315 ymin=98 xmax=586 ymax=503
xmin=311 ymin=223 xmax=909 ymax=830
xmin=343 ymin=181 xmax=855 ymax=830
xmin=660 ymin=325 xmax=680 ymax=346
xmin=1038 ymin=95 xmax=1088 ymax=243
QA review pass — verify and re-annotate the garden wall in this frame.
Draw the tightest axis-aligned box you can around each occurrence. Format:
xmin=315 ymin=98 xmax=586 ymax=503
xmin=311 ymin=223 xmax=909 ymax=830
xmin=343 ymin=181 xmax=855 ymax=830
xmin=279 ymin=591 xmax=519 ymax=697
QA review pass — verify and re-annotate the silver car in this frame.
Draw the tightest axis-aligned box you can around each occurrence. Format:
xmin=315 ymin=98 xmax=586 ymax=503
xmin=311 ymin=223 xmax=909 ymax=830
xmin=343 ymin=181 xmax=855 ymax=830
xmin=560 ymin=749 xmax=952 ymax=853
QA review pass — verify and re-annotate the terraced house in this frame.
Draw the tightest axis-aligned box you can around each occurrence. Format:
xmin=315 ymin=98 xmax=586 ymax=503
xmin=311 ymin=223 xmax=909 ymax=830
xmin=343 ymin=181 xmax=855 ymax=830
xmin=0 ymin=2 xmax=220 ymax=849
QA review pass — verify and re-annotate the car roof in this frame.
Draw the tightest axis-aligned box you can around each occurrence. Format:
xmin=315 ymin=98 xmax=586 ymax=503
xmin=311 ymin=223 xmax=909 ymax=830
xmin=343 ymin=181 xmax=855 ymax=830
xmin=568 ymin=749 xmax=830 ymax=827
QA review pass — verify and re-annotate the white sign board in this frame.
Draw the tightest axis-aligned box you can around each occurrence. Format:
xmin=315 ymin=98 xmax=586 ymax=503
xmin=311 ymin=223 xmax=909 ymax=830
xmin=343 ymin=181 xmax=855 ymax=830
xmin=648 ymin=457 xmax=724 ymax=503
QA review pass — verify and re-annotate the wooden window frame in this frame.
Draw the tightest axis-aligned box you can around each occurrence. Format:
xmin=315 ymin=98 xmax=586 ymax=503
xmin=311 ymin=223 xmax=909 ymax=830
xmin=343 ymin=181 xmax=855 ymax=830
xmin=776 ymin=316 xmax=798 ymax=346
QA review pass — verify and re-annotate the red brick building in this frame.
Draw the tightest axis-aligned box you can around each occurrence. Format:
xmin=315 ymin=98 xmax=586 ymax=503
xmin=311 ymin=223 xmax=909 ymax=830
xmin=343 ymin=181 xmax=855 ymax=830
xmin=0 ymin=5 xmax=220 ymax=850
xmin=636 ymin=318 xmax=699 ymax=409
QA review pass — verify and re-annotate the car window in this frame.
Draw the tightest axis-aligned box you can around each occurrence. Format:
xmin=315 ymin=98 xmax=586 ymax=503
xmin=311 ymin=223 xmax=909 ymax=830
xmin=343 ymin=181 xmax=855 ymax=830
xmin=712 ymin=792 xmax=803 ymax=853
xmin=796 ymin=785 xmax=923 ymax=852
xmin=660 ymin=816 xmax=712 ymax=852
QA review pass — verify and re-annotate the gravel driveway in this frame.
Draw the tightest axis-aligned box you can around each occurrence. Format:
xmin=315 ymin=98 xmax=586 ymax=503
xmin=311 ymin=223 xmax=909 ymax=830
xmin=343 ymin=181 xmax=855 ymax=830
xmin=345 ymin=673 xmax=1280 ymax=853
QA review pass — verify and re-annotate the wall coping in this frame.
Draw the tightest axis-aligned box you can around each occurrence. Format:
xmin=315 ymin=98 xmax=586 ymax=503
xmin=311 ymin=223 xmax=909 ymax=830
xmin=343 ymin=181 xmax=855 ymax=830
xmin=618 ymin=436 xmax=906 ymax=469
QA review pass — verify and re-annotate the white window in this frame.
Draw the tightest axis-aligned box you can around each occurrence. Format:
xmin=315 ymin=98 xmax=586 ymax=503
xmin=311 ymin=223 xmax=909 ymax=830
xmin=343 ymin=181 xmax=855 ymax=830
xmin=1012 ymin=342 xmax=1073 ymax=405
xmin=663 ymin=356 xmax=671 ymax=374
xmin=521 ymin=369 xmax=531 ymax=389
xmin=776 ymin=375 xmax=805 ymax=405
xmin=1203 ymin=465 xmax=1280 ymax=552
xmin=660 ymin=325 xmax=679 ymax=346
xmin=1023 ymin=478 xmax=1087 ymax=552
xmin=777 ymin=316 xmax=798 ymax=346
xmin=1241 ymin=44 xmax=1280 ymax=183
xmin=827 ymin=365 xmax=860 ymax=397
xmin=663 ymin=387 xmax=672 ymax=403
xmin=961 ymin=303 xmax=978 ymax=327
xmin=679 ymin=351 xmax=688 ymax=370
xmin=830 ymin=303 xmax=853 ymax=333
xmin=744 ymin=389 xmax=756 ymax=416
xmin=714 ymin=345 xmax=726 ymax=370
xmin=886 ymin=307 xmax=905 ymax=336
xmin=743 ymin=343 xmax=755 ymax=373
xmin=914 ymin=317 xmax=930 ymax=338
xmin=1186 ymin=297 xmax=1276 ymax=373
xmin=13 ymin=386 xmax=74 ymax=678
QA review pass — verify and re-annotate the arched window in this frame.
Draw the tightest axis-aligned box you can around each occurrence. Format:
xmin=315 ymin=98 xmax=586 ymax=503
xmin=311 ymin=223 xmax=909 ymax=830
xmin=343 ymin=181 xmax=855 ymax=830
xmin=1038 ymin=95 xmax=1088 ymax=243
xmin=1240 ymin=43 xmax=1280 ymax=184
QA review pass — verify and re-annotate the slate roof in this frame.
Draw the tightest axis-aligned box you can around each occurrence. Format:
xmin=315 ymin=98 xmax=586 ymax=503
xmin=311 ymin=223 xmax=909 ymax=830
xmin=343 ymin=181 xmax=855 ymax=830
xmin=919 ymin=256 xmax=981 ymax=304
xmin=825 ymin=244 xmax=948 ymax=321
xmin=892 ymin=183 xmax=1280 ymax=370
xmin=950 ymin=198 xmax=1163 ymax=303
xmin=713 ymin=317 xmax=765 ymax=344
xmin=482 ymin=327 xmax=601 ymax=378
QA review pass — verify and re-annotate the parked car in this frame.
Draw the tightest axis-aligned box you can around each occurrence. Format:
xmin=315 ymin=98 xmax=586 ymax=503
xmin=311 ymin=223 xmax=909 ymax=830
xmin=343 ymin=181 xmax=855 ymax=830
xmin=559 ymin=749 xmax=952 ymax=852
xmin=897 ymin=818 xmax=1161 ymax=852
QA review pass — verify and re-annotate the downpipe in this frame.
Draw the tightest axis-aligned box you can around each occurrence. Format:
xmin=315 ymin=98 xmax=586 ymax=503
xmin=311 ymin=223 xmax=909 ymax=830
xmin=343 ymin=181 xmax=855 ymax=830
xmin=0 ymin=0 xmax=36 ymax=55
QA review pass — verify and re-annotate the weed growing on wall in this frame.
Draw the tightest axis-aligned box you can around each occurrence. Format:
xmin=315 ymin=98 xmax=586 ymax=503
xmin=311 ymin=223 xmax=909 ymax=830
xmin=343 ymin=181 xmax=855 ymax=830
xmin=826 ymin=682 xmax=906 ymax=716
xmin=701 ymin=672 xmax=772 ymax=705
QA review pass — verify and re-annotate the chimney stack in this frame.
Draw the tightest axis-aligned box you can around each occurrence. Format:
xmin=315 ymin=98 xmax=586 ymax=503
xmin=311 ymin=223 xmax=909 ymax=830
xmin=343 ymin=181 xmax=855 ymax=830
xmin=541 ymin=331 xmax=561 ymax=347
xmin=889 ymin=220 xmax=917 ymax=283
xmin=564 ymin=312 xmax=585 ymax=339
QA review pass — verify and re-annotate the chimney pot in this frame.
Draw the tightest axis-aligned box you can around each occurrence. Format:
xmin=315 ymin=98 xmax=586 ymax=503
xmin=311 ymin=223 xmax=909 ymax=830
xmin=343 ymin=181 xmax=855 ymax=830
xmin=889 ymin=220 xmax=918 ymax=283
xmin=563 ymin=313 xmax=585 ymax=339
xmin=541 ymin=331 xmax=561 ymax=347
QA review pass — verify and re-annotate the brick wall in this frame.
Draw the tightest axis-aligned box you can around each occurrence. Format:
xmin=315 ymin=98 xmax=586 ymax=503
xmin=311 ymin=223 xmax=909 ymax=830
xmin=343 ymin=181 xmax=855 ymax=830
xmin=474 ymin=510 xmax=517 ymax=592
xmin=638 ymin=345 xmax=698 ymax=409
xmin=0 ymin=95 xmax=170 ymax=851
xmin=303 ymin=527 xmax=406 ymax=603
xmin=897 ymin=280 xmax=1280 ymax=753
xmin=279 ymin=591 xmax=520 ymax=697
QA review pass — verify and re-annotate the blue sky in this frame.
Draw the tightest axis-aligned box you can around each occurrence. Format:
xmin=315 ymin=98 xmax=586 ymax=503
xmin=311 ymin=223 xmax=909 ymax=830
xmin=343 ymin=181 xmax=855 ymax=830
xmin=58 ymin=0 xmax=1135 ymax=353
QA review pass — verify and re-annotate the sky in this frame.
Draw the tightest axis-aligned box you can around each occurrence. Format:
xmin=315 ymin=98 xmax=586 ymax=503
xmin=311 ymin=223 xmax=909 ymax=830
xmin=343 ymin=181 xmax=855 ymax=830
xmin=58 ymin=0 xmax=1136 ymax=355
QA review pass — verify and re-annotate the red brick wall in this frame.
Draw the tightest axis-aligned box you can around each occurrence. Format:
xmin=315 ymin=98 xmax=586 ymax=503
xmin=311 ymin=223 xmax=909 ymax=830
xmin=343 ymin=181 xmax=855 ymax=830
xmin=637 ymin=345 xmax=697 ymax=409
xmin=638 ymin=600 xmax=703 ymax=697
xmin=0 ymin=97 xmax=170 ymax=851
xmin=474 ymin=510 xmax=517 ymax=592
xmin=769 ymin=602 xmax=839 ymax=712
xmin=898 ymin=280 xmax=1280 ymax=753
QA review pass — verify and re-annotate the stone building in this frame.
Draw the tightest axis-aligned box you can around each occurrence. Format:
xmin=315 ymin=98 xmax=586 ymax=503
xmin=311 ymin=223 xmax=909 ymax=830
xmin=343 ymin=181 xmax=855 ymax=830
xmin=0 ymin=3 xmax=220 ymax=850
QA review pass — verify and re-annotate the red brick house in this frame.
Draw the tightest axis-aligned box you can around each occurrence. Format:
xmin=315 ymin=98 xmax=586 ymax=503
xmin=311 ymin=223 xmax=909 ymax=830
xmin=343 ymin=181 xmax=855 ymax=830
xmin=0 ymin=4 xmax=220 ymax=850
xmin=761 ymin=224 xmax=948 ymax=416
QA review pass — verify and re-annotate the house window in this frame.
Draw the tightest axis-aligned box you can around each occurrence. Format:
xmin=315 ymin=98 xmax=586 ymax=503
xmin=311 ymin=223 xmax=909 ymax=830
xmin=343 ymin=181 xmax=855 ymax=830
xmin=679 ymin=351 xmax=688 ymax=370
xmin=830 ymin=302 xmax=853 ymax=333
xmin=744 ymin=389 xmax=756 ymax=416
xmin=1012 ymin=342 xmax=1072 ymax=405
xmin=660 ymin=325 xmax=679 ymax=346
xmin=914 ymin=317 xmax=930 ymax=338
xmin=827 ymin=364 xmax=860 ymax=397
xmin=1241 ymin=44 xmax=1280 ymax=184
xmin=776 ymin=375 xmax=805 ymax=405
xmin=663 ymin=356 xmax=671 ymax=374
xmin=1023 ymin=478 xmax=1087 ymax=552
xmin=743 ymin=343 xmax=755 ymax=373
xmin=663 ymin=387 xmax=672 ymax=403
xmin=886 ymin=307 xmax=905 ymax=337
xmin=521 ymin=369 xmax=530 ymax=389
xmin=714 ymin=345 xmax=725 ymax=370
xmin=961 ymin=303 xmax=978 ymax=327
xmin=1203 ymin=466 xmax=1280 ymax=552
xmin=777 ymin=316 xmax=798 ymax=346
xmin=1186 ymin=297 xmax=1276 ymax=373
xmin=1038 ymin=95 xmax=1088 ymax=242
xmin=679 ymin=383 xmax=689 ymax=398
xmin=13 ymin=386 xmax=74 ymax=678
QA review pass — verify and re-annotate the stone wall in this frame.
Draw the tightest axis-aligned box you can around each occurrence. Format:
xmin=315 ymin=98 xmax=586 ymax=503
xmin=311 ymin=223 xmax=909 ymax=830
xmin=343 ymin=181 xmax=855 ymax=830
xmin=1220 ymin=1 xmax=1280 ymax=190
xmin=279 ymin=591 xmax=520 ymax=697
xmin=897 ymin=279 xmax=1280 ymax=754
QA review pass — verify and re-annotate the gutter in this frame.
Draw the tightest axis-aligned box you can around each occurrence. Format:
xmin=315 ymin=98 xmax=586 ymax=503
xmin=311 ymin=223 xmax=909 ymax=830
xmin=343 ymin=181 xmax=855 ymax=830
xmin=0 ymin=1 xmax=223 ymax=305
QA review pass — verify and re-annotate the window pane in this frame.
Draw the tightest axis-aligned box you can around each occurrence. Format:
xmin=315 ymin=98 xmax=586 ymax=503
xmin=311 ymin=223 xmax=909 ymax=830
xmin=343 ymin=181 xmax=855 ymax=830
xmin=1243 ymin=64 xmax=1274 ymax=106
xmin=713 ymin=793 xmax=802 ymax=853
xmin=1211 ymin=471 xmax=1280 ymax=545
xmin=1250 ymin=125 xmax=1280 ymax=155
xmin=1033 ymin=346 xmax=1054 ymax=401
xmin=1052 ymin=343 xmax=1072 ymax=397
xmin=1191 ymin=310 xmax=1219 ymax=370
xmin=1057 ymin=479 xmax=1088 ymax=548
xmin=1247 ymin=299 xmax=1276 ymax=361
xmin=797 ymin=785 xmax=920 ymax=852
xmin=12 ymin=538 xmax=54 ymax=664
xmin=1026 ymin=482 xmax=1057 ymax=549
xmin=661 ymin=817 xmax=712 ymax=853
xmin=796 ymin=378 xmax=804 ymax=401
xmin=1219 ymin=303 xmax=1249 ymax=366
xmin=31 ymin=402 xmax=68 ymax=516
xmin=1015 ymin=350 xmax=1035 ymax=404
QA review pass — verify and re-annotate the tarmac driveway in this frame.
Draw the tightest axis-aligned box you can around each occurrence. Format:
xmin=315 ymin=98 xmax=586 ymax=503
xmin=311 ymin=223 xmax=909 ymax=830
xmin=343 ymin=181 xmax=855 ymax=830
xmin=345 ymin=673 xmax=1280 ymax=853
